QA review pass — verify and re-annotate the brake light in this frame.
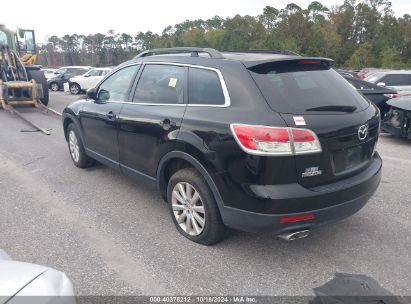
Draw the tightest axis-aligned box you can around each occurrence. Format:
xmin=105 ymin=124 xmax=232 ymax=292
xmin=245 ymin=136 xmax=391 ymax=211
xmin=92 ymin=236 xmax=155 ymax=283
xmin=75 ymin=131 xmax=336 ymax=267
xmin=230 ymin=124 xmax=322 ymax=156
xmin=297 ymin=60 xmax=321 ymax=65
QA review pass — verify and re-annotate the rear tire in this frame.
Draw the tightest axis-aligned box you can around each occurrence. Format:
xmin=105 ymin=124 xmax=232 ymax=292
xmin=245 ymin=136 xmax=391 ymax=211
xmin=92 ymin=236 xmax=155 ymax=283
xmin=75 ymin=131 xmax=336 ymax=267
xmin=167 ymin=168 xmax=226 ymax=245
xmin=50 ymin=82 xmax=59 ymax=92
xmin=27 ymin=69 xmax=49 ymax=106
xmin=66 ymin=123 xmax=94 ymax=168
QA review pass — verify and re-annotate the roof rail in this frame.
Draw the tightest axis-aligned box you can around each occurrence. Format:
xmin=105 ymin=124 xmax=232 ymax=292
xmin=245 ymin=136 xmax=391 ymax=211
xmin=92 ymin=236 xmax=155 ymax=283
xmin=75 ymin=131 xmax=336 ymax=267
xmin=226 ymin=49 xmax=300 ymax=56
xmin=135 ymin=47 xmax=225 ymax=59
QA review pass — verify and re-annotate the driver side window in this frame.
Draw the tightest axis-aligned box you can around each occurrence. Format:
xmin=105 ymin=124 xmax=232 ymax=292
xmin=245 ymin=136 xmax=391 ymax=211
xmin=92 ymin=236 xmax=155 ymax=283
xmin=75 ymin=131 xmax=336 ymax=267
xmin=97 ymin=65 xmax=139 ymax=102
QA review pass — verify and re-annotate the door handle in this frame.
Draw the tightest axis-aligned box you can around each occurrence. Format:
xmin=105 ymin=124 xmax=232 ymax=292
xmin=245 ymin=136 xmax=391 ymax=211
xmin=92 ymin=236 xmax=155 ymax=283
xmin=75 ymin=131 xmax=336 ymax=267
xmin=106 ymin=111 xmax=116 ymax=120
xmin=160 ymin=118 xmax=176 ymax=130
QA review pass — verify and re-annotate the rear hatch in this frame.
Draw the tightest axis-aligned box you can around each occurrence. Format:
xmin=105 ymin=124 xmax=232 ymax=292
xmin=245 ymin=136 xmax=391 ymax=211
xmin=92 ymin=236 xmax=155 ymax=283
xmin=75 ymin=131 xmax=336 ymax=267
xmin=248 ymin=59 xmax=380 ymax=187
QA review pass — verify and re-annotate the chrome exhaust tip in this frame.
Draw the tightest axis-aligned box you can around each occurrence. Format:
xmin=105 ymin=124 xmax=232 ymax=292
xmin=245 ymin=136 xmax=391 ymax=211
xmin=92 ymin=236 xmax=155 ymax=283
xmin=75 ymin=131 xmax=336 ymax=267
xmin=278 ymin=230 xmax=310 ymax=241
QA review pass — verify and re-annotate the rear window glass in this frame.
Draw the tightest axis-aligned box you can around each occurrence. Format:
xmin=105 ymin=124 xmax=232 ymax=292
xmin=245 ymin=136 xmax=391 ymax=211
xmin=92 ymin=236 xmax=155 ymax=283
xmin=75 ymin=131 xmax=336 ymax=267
xmin=249 ymin=62 xmax=369 ymax=114
xmin=188 ymin=68 xmax=225 ymax=105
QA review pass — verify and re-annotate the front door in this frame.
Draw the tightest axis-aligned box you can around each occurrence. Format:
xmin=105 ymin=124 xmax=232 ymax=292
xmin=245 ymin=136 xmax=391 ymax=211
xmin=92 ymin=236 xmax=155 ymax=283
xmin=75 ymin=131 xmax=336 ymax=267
xmin=117 ymin=64 xmax=188 ymax=180
xmin=79 ymin=64 xmax=140 ymax=168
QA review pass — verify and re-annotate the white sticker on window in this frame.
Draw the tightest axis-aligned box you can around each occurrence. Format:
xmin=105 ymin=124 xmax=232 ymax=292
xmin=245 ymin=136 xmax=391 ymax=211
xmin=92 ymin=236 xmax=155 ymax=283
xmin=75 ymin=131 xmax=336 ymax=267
xmin=168 ymin=78 xmax=178 ymax=88
xmin=293 ymin=116 xmax=306 ymax=126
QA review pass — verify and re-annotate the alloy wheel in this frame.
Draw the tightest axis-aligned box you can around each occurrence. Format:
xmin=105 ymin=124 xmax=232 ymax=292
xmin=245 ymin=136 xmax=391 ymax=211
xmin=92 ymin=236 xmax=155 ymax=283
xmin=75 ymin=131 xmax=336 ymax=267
xmin=172 ymin=182 xmax=206 ymax=236
xmin=51 ymin=83 xmax=59 ymax=91
xmin=68 ymin=130 xmax=80 ymax=162
xmin=70 ymin=84 xmax=80 ymax=94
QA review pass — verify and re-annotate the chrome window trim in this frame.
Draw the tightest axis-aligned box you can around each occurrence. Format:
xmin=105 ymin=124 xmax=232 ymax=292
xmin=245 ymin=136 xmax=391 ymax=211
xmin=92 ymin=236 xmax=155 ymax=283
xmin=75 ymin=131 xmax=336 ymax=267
xmin=94 ymin=61 xmax=231 ymax=107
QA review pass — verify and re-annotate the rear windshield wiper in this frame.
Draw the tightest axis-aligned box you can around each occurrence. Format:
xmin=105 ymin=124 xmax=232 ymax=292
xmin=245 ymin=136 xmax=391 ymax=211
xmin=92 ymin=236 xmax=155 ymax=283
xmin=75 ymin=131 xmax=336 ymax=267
xmin=306 ymin=105 xmax=357 ymax=113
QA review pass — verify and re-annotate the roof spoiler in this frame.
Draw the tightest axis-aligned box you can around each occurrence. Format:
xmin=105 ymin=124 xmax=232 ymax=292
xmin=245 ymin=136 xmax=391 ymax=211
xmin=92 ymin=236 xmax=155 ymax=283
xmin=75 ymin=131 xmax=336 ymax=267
xmin=245 ymin=57 xmax=334 ymax=69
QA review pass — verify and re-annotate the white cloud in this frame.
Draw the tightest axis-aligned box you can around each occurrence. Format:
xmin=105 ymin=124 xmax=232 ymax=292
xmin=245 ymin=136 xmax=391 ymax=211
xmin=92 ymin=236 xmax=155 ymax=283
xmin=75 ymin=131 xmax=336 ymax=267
xmin=2 ymin=0 xmax=410 ymax=43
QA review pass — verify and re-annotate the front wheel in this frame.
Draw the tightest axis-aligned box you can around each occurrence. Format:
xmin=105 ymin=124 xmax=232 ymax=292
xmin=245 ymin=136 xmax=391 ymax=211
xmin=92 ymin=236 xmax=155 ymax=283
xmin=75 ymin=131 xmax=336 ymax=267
xmin=69 ymin=83 xmax=81 ymax=95
xmin=167 ymin=168 xmax=226 ymax=245
xmin=50 ymin=82 xmax=59 ymax=91
xmin=66 ymin=123 xmax=94 ymax=168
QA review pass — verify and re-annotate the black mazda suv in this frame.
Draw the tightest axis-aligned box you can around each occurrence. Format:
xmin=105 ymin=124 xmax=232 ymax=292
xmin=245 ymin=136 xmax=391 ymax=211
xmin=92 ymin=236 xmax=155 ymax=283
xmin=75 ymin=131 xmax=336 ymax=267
xmin=62 ymin=47 xmax=382 ymax=245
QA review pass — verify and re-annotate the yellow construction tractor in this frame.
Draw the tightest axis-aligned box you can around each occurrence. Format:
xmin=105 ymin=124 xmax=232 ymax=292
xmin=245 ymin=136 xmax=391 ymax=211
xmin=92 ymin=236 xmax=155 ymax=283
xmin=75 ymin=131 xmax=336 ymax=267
xmin=0 ymin=24 xmax=54 ymax=134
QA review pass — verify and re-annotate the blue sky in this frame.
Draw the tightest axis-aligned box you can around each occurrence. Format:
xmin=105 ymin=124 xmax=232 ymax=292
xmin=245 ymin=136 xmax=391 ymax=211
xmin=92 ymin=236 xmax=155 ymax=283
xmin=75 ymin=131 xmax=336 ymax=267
xmin=2 ymin=0 xmax=410 ymax=43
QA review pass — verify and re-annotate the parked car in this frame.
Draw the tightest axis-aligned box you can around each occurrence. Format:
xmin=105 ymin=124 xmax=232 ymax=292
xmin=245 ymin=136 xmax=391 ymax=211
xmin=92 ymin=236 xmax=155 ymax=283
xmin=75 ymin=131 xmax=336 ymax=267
xmin=382 ymin=96 xmax=411 ymax=140
xmin=343 ymin=75 xmax=397 ymax=116
xmin=64 ymin=67 xmax=112 ymax=94
xmin=358 ymin=68 xmax=391 ymax=80
xmin=47 ymin=66 xmax=92 ymax=91
xmin=0 ymin=249 xmax=75 ymax=303
xmin=62 ymin=47 xmax=382 ymax=245
xmin=365 ymin=70 xmax=411 ymax=92
xmin=41 ymin=68 xmax=58 ymax=80
xmin=336 ymin=69 xmax=359 ymax=78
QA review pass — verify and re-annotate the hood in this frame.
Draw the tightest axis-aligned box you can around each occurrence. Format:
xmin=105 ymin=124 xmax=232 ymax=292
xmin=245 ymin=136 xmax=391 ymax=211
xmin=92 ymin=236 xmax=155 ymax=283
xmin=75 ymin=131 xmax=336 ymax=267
xmin=387 ymin=96 xmax=411 ymax=111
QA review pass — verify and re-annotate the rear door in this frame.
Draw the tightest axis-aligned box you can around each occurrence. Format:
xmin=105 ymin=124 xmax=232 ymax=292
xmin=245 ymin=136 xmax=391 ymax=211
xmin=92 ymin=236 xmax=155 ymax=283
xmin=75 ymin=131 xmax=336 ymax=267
xmin=249 ymin=60 xmax=380 ymax=187
xmin=117 ymin=63 xmax=187 ymax=180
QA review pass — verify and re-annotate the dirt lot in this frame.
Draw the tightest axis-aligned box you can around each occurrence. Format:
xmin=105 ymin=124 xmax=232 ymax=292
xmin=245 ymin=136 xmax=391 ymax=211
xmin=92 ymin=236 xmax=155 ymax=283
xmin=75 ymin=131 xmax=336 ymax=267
xmin=0 ymin=92 xmax=410 ymax=296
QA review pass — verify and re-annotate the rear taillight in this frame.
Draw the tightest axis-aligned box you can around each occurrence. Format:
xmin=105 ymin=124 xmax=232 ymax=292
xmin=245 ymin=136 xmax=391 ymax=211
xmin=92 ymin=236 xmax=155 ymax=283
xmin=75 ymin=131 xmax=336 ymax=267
xmin=230 ymin=124 xmax=322 ymax=156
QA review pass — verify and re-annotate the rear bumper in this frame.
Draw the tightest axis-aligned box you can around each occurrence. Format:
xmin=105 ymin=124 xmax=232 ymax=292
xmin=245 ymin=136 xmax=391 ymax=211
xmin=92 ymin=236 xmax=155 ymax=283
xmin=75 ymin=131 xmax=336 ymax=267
xmin=220 ymin=153 xmax=382 ymax=234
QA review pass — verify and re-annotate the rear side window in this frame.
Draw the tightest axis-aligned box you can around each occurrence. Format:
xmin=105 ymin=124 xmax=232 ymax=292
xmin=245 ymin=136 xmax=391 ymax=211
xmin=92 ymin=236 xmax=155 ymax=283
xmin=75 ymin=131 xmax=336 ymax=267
xmin=249 ymin=62 xmax=369 ymax=114
xmin=133 ymin=64 xmax=186 ymax=104
xmin=382 ymin=74 xmax=411 ymax=86
xmin=188 ymin=68 xmax=225 ymax=105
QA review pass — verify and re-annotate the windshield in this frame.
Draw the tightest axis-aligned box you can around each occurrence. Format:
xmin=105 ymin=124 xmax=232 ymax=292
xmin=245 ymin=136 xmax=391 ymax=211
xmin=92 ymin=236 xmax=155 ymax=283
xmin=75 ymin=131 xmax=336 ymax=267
xmin=249 ymin=62 xmax=369 ymax=114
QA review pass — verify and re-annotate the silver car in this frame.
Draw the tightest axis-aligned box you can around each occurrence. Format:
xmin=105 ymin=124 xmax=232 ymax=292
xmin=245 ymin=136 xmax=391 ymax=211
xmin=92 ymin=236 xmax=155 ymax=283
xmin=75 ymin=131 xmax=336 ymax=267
xmin=365 ymin=70 xmax=411 ymax=92
xmin=0 ymin=250 xmax=75 ymax=304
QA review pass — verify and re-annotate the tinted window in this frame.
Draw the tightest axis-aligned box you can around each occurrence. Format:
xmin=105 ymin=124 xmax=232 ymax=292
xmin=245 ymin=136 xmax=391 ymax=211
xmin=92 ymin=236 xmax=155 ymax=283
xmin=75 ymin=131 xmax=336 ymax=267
xmin=87 ymin=70 xmax=100 ymax=77
xmin=73 ymin=69 xmax=88 ymax=76
xmin=133 ymin=64 xmax=186 ymax=104
xmin=188 ymin=68 xmax=225 ymax=105
xmin=382 ymin=74 xmax=411 ymax=86
xmin=97 ymin=65 xmax=139 ymax=102
xmin=250 ymin=63 xmax=369 ymax=114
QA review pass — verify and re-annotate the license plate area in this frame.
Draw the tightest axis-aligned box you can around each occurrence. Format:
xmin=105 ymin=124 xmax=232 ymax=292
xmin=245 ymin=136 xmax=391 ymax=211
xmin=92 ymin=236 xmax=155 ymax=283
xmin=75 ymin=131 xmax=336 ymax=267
xmin=332 ymin=141 xmax=375 ymax=174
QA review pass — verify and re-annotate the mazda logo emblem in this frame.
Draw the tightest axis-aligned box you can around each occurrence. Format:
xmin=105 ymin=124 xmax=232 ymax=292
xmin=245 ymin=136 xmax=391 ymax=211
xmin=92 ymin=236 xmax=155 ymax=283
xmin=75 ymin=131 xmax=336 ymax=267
xmin=358 ymin=124 xmax=368 ymax=141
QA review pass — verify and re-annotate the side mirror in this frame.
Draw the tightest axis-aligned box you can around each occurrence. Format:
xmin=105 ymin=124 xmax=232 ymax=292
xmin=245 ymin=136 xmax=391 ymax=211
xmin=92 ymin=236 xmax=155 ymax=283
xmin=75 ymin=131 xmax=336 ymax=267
xmin=377 ymin=82 xmax=386 ymax=87
xmin=84 ymin=74 xmax=90 ymax=77
xmin=86 ymin=87 xmax=98 ymax=100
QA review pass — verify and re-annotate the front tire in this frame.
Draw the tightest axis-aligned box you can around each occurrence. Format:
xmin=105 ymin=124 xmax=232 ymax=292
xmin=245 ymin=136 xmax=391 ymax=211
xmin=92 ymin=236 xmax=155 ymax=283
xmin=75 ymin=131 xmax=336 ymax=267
xmin=167 ymin=168 xmax=226 ymax=245
xmin=66 ymin=123 xmax=94 ymax=168
xmin=50 ymin=82 xmax=59 ymax=92
xmin=69 ymin=83 xmax=81 ymax=95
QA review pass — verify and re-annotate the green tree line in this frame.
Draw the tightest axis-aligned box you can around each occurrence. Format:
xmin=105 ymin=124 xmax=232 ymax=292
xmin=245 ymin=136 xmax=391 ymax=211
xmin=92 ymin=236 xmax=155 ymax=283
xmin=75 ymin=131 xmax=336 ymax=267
xmin=38 ymin=0 xmax=411 ymax=69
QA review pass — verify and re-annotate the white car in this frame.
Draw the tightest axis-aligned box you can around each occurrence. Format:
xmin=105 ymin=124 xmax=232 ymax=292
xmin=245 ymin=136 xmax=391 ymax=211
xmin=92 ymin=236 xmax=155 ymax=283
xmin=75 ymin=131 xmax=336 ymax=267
xmin=41 ymin=68 xmax=58 ymax=80
xmin=64 ymin=67 xmax=112 ymax=94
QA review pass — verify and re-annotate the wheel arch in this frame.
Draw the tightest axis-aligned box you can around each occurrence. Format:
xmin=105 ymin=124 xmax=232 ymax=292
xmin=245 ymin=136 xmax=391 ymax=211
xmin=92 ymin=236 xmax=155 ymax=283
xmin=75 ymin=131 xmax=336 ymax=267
xmin=157 ymin=151 xmax=225 ymax=213
xmin=63 ymin=113 xmax=85 ymax=146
